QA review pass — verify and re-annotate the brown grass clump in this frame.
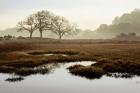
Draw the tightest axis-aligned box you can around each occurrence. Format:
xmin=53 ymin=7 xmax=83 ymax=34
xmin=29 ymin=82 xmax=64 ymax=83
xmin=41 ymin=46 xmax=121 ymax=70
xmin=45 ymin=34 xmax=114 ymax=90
xmin=92 ymin=60 xmax=140 ymax=76
xmin=67 ymin=64 xmax=104 ymax=79
xmin=67 ymin=64 xmax=85 ymax=70
xmin=15 ymin=68 xmax=36 ymax=76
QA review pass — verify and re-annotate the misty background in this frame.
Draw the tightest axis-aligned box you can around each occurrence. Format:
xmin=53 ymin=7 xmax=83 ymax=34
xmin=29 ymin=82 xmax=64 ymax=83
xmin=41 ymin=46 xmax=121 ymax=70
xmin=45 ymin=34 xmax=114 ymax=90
xmin=0 ymin=0 xmax=140 ymax=39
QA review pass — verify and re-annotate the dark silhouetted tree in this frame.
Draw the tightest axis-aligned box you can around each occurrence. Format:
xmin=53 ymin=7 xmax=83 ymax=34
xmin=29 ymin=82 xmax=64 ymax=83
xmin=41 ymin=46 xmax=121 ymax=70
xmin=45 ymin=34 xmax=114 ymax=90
xmin=17 ymin=15 xmax=37 ymax=38
xmin=50 ymin=16 xmax=78 ymax=40
xmin=34 ymin=10 xmax=53 ymax=38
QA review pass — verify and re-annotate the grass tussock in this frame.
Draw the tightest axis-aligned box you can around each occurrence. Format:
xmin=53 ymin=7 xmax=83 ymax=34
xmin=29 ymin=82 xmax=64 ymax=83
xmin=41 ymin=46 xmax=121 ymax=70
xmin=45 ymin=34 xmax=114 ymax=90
xmin=92 ymin=60 xmax=140 ymax=75
xmin=67 ymin=64 xmax=104 ymax=79
xmin=0 ymin=65 xmax=50 ymax=76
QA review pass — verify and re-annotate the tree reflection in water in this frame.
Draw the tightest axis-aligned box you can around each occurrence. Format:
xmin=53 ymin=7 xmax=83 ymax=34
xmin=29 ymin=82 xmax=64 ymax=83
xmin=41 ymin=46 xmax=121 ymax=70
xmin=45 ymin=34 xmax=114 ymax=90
xmin=3 ymin=62 xmax=139 ymax=83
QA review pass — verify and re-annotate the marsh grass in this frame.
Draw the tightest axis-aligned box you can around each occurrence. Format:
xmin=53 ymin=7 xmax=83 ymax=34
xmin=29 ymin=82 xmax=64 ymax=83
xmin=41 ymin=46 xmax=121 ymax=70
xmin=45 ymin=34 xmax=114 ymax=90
xmin=92 ymin=60 xmax=140 ymax=75
xmin=0 ymin=66 xmax=15 ymax=73
xmin=0 ymin=40 xmax=33 ymax=52
xmin=0 ymin=65 xmax=50 ymax=76
xmin=0 ymin=39 xmax=140 ymax=77
xmin=67 ymin=64 xmax=104 ymax=79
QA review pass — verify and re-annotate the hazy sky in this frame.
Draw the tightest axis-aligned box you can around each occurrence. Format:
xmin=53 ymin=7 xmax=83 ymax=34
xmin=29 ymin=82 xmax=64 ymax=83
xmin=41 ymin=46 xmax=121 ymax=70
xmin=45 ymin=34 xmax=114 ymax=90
xmin=0 ymin=0 xmax=140 ymax=30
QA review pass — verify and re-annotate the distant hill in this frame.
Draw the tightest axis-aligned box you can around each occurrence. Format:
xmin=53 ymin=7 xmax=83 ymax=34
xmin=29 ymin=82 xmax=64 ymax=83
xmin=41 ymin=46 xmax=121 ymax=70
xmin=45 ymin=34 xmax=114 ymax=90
xmin=0 ymin=28 xmax=27 ymax=37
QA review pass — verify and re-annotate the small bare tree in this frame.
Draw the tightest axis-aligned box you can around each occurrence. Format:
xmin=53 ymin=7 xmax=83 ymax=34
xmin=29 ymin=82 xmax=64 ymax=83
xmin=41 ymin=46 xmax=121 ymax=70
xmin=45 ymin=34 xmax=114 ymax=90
xmin=34 ymin=10 xmax=53 ymax=38
xmin=17 ymin=15 xmax=37 ymax=38
xmin=51 ymin=16 xmax=78 ymax=40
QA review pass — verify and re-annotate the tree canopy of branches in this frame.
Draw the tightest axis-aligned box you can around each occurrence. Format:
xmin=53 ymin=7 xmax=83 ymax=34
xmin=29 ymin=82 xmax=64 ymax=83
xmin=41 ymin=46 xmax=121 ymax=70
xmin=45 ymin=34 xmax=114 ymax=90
xmin=51 ymin=16 xmax=78 ymax=40
xmin=17 ymin=10 xmax=78 ymax=39
xmin=34 ymin=10 xmax=53 ymax=38
xmin=17 ymin=15 xmax=37 ymax=38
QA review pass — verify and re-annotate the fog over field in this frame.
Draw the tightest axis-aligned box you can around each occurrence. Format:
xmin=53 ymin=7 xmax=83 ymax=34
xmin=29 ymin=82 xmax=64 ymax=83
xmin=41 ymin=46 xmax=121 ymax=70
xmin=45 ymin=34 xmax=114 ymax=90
xmin=2 ymin=0 xmax=140 ymax=30
xmin=1 ymin=8 xmax=140 ymax=39
xmin=1 ymin=1 xmax=140 ymax=93
xmin=0 ymin=0 xmax=140 ymax=39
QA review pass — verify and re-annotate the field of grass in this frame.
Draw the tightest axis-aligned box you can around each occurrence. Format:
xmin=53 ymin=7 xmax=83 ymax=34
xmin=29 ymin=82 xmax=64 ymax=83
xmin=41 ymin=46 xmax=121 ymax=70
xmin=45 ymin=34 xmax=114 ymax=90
xmin=0 ymin=39 xmax=140 ymax=76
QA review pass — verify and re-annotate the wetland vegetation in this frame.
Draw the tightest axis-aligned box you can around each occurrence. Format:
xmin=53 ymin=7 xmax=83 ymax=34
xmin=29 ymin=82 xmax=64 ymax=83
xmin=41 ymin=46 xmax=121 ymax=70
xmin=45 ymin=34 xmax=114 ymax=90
xmin=1 ymin=1 xmax=140 ymax=93
xmin=0 ymin=39 xmax=140 ymax=80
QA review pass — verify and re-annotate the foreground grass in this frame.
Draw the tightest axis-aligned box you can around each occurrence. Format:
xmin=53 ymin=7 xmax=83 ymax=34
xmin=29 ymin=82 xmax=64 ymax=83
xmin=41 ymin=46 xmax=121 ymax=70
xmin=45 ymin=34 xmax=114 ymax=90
xmin=67 ymin=64 xmax=104 ymax=79
xmin=0 ymin=39 xmax=140 ymax=77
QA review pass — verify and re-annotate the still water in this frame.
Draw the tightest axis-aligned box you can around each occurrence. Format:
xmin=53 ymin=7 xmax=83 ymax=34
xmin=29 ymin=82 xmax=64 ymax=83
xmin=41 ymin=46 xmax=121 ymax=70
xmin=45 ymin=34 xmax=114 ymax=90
xmin=0 ymin=61 xmax=140 ymax=93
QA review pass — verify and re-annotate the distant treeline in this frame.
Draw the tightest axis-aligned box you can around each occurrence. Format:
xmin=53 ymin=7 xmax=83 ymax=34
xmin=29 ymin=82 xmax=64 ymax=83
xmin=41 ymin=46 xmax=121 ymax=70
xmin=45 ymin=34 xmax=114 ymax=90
xmin=95 ymin=9 xmax=140 ymax=38
xmin=113 ymin=32 xmax=140 ymax=40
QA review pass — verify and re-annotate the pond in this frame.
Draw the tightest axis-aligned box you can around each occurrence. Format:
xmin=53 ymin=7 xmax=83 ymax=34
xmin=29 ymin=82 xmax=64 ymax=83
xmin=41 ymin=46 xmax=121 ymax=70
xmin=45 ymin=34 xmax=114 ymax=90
xmin=28 ymin=51 xmax=79 ymax=57
xmin=0 ymin=61 xmax=140 ymax=93
xmin=43 ymin=53 xmax=68 ymax=57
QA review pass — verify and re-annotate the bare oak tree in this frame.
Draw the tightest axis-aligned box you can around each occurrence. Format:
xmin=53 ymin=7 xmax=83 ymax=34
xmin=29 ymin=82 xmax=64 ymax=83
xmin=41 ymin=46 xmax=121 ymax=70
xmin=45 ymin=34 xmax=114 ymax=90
xmin=51 ymin=16 xmax=78 ymax=40
xmin=17 ymin=10 xmax=78 ymax=39
xmin=34 ymin=10 xmax=53 ymax=38
xmin=17 ymin=15 xmax=37 ymax=38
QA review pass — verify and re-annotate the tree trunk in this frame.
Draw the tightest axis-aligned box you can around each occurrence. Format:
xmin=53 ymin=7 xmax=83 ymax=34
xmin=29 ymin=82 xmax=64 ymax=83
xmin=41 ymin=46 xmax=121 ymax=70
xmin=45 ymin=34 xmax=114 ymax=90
xmin=40 ymin=31 xmax=43 ymax=38
xmin=59 ymin=35 xmax=62 ymax=40
xmin=29 ymin=32 xmax=33 ymax=38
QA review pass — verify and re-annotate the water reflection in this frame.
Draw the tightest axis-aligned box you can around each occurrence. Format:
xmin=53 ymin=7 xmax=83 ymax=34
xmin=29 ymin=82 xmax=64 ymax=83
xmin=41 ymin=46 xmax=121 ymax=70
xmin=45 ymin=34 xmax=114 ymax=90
xmin=43 ymin=53 xmax=68 ymax=57
xmin=1 ymin=61 xmax=140 ymax=93
xmin=69 ymin=72 xmax=103 ymax=80
xmin=33 ymin=63 xmax=61 ymax=75
xmin=0 ymin=63 xmax=61 ymax=82
xmin=68 ymin=71 xmax=136 ymax=80
xmin=67 ymin=63 xmax=139 ymax=80
xmin=106 ymin=73 xmax=135 ymax=78
xmin=0 ymin=61 xmax=139 ymax=83
xmin=5 ymin=74 xmax=24 ymax=82
xmin=28 ymin=51 xmax=79 ymax=57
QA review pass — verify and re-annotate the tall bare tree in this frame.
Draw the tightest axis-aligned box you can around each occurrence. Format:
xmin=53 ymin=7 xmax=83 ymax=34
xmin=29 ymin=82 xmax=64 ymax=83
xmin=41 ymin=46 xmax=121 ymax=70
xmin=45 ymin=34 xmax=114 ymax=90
xmin=17 ymin=15 xmax=37 ymax=38
xmin=17 ymin=10 xmax=78 ymax=39
xmin=50 ymin=16 xmax=78 ymax=40
xmin=34 ymin=10 xmax=53 ymax=38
